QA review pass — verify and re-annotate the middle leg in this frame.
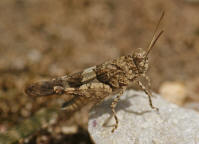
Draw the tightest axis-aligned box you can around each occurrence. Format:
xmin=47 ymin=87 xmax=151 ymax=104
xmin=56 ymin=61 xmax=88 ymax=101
xmin=110 ymin=86 xmax=126 ymax=133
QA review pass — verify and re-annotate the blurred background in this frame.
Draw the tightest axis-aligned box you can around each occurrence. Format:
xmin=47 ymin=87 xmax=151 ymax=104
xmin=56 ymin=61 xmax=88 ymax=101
xmin=0 ymin=0 xmax=199 ymax=143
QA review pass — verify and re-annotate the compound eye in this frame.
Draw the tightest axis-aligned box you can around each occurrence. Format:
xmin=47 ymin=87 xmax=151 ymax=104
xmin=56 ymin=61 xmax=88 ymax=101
xmin=133 ymin=48 xmax=146 ymax=59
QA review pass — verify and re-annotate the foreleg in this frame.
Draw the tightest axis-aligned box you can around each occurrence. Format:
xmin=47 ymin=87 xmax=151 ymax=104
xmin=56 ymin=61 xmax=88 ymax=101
xmin=137 ymin=81 xmax=158 ymax=111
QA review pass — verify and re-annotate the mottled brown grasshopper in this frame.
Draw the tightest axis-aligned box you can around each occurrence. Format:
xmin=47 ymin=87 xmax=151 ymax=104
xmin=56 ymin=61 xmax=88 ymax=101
xmin=25 ymin=12 xmax=164 ymax=133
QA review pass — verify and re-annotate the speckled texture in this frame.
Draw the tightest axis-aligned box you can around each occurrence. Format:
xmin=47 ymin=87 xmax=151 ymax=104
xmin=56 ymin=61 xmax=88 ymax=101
xmin=1 ymin=1 xmax=199 ymax=143
xmin=88 ymin=90 xmax=199 ymax=144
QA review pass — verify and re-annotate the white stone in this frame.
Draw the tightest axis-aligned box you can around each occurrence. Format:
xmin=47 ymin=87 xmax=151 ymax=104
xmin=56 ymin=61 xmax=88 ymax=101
xmin=88 ymin=90 xmax=199 ymax=144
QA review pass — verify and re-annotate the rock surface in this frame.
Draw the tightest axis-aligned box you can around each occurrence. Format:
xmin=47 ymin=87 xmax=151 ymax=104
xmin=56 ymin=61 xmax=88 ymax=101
xmin=88 ymin=90 xmax=199 ymax=144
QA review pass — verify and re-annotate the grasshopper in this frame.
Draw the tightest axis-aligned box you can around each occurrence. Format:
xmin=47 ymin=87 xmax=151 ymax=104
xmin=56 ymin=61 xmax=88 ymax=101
xmin=25 ymin=12 xmax=164 ymax=133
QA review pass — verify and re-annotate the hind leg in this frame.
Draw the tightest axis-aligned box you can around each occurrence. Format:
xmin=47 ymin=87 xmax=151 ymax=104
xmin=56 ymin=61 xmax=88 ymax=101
xmin=58 ymin=82 xmax=113 ymax=111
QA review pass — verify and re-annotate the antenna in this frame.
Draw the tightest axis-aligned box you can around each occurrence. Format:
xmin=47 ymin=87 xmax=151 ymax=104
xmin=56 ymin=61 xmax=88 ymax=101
xmin=145 ymin=11 xmax=165 ymax=58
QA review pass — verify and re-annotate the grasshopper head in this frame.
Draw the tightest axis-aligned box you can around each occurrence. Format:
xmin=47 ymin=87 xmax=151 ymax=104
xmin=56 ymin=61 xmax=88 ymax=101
xmin=131 ymin=11 xmax=164 ymax=75
xmin=132 ymin=48 xmax=149 ymax=74
xmin=131 ymin=29 xmax=163 ymax=75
